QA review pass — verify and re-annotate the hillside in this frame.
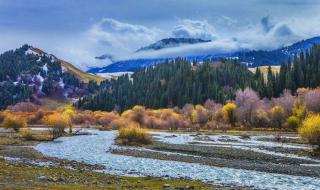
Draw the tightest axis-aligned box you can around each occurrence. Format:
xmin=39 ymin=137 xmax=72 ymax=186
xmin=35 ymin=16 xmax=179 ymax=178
xmin=0 ymin=45 xmax=105 ymax=109
xmin=31 ymin=47 xmax=105 ymax=84
xmin=79 ymin=59 xmax=257 ymax=111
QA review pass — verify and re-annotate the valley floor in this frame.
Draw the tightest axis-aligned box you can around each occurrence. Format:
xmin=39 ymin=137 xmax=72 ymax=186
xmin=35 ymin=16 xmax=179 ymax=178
xmin=1 ymin=128 xmax=320 ymax=190
xmin=0 ymin=130 xmax=236 ymax=190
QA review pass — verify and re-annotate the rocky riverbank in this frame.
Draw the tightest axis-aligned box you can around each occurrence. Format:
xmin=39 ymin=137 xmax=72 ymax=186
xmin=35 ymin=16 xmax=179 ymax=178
xmin=111 ymin=141 xmax=320 ymax=178
xmin=0 ymin=130 xmax=218 ymax=190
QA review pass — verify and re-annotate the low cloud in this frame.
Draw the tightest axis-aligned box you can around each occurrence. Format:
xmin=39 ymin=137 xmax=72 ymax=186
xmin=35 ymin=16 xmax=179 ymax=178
xmin=88 ymin=18 xmax=162 ymax=55
xmin=261 ymin=16 xmax=275 ymax=33
xmin=172 ymin=19 xmax=217 ymax=40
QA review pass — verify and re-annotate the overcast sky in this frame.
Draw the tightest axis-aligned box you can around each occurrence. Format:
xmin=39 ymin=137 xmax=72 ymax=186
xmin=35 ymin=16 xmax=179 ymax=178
xmin=1 ymin=0 xmax=320 ymax=70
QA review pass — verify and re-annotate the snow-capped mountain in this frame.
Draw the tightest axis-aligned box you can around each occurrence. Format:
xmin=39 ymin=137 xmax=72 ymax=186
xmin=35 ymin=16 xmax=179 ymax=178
xmin=136 ymin=37 xmax=211 ymax=52
xmin=88 ymin=36 xmax=320 ymax=74
xmin=0 ymin=45 xmax=105 ymax=108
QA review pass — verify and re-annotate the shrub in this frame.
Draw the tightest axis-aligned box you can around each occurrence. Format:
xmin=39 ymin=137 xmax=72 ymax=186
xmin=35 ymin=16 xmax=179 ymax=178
xmin=20 ymin=129 xmax=34 ymax=140
xmin=44 ymin=113 xmax=70 ymax=138
xmin=298 ymin=115 xmax=320 ymax=150
xmin=2 ymin=115 xmax=27 ymax=132
xmin=292 ymin=99 xmax=307 ymax=120
xmin=109 ymin=118 xmax=126 ymax=129
xmin=73 ymin=110 xmax=94 ymax=125
xmin=272 ymin=90 xmax=295 ymax=116
xmin=252 ymin=109 xmax=270 ymax=128
xmin=222 ymin=103 xmax=237 ymax=127
xmin=117 ymin=123 xmax=151 ymax=145
xmin=270 ymin=106 xmax=285 ymax=129
xmin=301 ymin=88 xmax=320 ymax=112
xmin=98 ymin=112 xmax=119 ymax=128
xmin=235 ymin=88 xmax=260 ymax=127
xmin=191 ymin=105 xmax=209 ymax=128
xmin=7 ymin=102 xmax=40 ymax=112
xmin=286 ymin=116 xmax=300 ymax=130
xmin=63 ymin=108 xmax=75 ymax=133
xmin=29 ymin=110 xmax=45 ymax=124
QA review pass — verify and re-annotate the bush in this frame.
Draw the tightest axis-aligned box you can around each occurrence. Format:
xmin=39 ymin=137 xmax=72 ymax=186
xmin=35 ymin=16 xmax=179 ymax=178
xmin=117 ymin=123 xmax=151 ymax=145
xmin=252 ymin=109 xmax=270 ymax=128
xmin=20 ymin=129 xmax=34 ymax=140
xmin=270 ymin=106 xmax=285 ymax=129
xmin=63 ymin=108 xmax=75 ymax=133
xmin=98 ymin=112 xmax=119 ymax=128
xmin=191 ymin=105 xmax=209 ymax=127
xmin=2 ymin=115 xmax=27 ymax=132
xmin=44 ymin=113 xmax=70 ymax=139
xmin=222 ymin=103 xmax=237 ymax=127
xmin=298 ymin=115 xmax=320 ymax=150
xmin=286 ymin=116 xmax=300 ymax=130
xmin=7 ymin=102 xmax=40 ymax=112
xmin=29 ymin=110 xmax=45 ymax=124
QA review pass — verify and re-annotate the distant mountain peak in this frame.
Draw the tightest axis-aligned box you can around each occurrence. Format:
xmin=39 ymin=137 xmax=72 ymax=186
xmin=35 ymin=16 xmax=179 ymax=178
xmin=136 ymin=37 xmax=211 ymax=52
xmin=89 ymin=35 xmax=320 ymax=74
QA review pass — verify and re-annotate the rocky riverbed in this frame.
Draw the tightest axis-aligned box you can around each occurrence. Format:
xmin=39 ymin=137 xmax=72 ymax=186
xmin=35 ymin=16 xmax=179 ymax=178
xmin=0 ymin=129 xmax=215 ymax=190
xmin=35 ymin=129 xmax=320 ymax=190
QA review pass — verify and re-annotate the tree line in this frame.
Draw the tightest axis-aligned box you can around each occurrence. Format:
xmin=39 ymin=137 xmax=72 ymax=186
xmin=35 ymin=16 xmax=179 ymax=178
xmin=78 ymin=44 xmax=320 ymax=112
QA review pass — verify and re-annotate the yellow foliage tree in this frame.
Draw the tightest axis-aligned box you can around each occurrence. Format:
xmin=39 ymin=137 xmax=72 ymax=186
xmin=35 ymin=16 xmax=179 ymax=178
xmin=2 ymin=115 xmax=27 ymax=132
xmin=222 ymin=103 xmax=237 ymax=127
xmin=63 ymin=108 xmax=75 ymax=133
xmin=44 ymin=113 xmax=70 ymax=138
xmin=299 ymin=114 xmax=320 ymax=150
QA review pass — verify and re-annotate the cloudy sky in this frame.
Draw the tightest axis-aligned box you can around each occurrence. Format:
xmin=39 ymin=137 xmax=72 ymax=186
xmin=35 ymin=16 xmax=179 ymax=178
xmin=1 ymin=0 xmax=320 ymax=70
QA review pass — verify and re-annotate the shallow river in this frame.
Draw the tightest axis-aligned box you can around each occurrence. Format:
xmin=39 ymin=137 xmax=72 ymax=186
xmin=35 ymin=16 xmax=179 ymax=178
xmin=35 ymin=130 xmax=320 ymax=190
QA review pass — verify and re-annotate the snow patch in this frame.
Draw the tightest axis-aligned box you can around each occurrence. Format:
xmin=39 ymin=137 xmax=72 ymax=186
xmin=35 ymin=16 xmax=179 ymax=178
xmin=97 ymin=72 xmax=133 ymax=77
xmin=25 ymin=48 xmax=39 ymax=56
xmin=42 ymin=63 xmax=48 ymax=74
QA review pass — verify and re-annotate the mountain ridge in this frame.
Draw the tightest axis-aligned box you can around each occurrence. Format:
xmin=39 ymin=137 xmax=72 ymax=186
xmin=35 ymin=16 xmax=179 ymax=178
xmin=88 ymin=36 xmax=320 ymax=74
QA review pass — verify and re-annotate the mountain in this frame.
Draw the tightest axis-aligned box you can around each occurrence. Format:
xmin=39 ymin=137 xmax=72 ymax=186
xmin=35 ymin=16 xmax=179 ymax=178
xmin=136 ymin=37 xmax=211 ymax=52
xmin=30 ymin=47 xmax=105 ymax=84
xmin=0 ymin=45 xmax=105 ymax=109
xmin=88 ymin=36 xmax=320 ymax=74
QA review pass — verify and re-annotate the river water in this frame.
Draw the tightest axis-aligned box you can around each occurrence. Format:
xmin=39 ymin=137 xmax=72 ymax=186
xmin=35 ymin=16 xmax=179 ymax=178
xmin=35 ymin=130 xmax=320 ymax=190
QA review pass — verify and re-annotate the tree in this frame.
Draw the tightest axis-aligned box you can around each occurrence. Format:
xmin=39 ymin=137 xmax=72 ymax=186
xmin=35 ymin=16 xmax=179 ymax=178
xmin=44 ymin=113 xmax=70 ymax=139
xmin=191 ymin=105 xmax=209 ymax=129
xmin=252 ymin=109 xmax=270 ymax=128
xmin=235 ymin=88 xmax=260 ymax=127
xmin=2 ymin=115 xmax=27 ymax=132
xmin=299 ymin=115 xmax=320 ymax=150
xmin=286 ymin=116 xmax=300 ymax=130
xmin=301 ymin=88 xmax=320 ymax=112
xmin=63 ymin=108 xmax=75 ymax=133
xmin=222 ymin=103 xmax=237 ymax=127
xmin=270 ymin=106 xmax=285 ymax=129
xmin=272 ymin=90 xmax=295 ymax=116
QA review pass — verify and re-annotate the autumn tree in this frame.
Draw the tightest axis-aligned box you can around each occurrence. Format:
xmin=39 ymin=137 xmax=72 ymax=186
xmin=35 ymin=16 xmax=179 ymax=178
xmin=222 ymin=103 xmax=237 ymax=127
xmin=270 ymin=106 xmax=285 ymax=129
xmin=299 ymin=114 xmax=320 ymax=150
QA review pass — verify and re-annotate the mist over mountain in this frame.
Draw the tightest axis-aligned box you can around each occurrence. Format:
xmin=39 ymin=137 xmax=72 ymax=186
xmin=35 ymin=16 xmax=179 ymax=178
xmin=88 ymin=36 xmax=320 ymax=74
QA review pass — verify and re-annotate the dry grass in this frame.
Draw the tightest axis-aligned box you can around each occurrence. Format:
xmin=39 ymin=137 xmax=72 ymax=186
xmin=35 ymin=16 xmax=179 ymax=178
xmin=31 ymin=47 xmax=106 ymax=84
xmin=60 ymin=61 xmax=106 ymax=84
